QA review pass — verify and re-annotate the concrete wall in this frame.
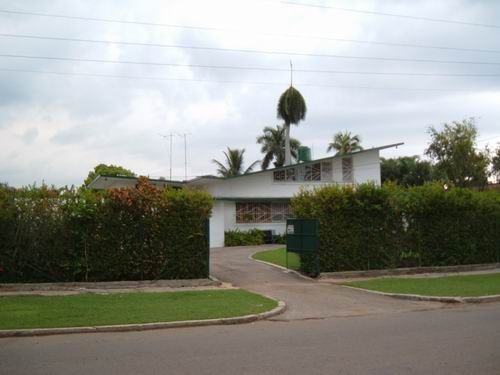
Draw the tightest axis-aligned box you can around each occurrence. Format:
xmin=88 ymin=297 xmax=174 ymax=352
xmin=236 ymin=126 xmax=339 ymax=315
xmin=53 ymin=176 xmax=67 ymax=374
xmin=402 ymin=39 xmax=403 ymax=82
xmin=209 ymin=200 xmax=226 ymax=248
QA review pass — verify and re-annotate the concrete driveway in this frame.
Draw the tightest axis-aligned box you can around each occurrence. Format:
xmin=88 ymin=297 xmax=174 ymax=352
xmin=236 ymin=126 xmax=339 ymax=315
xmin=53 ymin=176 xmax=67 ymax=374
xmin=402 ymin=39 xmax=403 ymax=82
xmin=211 ymin=245 xmax=444 ymax=320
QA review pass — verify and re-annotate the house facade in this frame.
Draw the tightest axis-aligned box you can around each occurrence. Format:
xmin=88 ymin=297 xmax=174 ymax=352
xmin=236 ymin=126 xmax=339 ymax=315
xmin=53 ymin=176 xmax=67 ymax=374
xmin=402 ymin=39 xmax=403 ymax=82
xmin=89 ymin=143 xmax=402 ymax=248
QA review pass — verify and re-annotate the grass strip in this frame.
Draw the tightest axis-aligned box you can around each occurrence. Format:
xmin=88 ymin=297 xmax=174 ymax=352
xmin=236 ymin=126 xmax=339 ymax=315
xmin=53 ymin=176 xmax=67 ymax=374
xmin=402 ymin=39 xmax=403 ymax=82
xmin=346 ymin=272 xmax=500 ymax=297
xmin=0 ymin=289 xmax=277 ymax=330
xmin=252 ymin=247 xmax=301 ymax=270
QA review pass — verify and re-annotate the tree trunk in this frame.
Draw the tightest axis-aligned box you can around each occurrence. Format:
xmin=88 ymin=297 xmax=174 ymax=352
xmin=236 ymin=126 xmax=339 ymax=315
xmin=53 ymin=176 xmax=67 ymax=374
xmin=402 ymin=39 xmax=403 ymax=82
xmin=284 ymin=122 xmax=291 ymax=166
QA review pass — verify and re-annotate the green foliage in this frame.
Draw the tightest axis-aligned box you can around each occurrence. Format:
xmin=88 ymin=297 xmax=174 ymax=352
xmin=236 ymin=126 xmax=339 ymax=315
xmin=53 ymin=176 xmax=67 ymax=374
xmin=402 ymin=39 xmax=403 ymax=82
xmin=425 ymin=119 xmax=490 ymax=188
xmin=212 ymin=148 xmax=260 ymax=177
xmin=277 ymin=86 xmax=307 ymax=126
xmin=291 ymin=183 xmax=500 ymax=272
xmin=84 ymin=163 xmax=135 ymax=186
xmin=327 ymin=131 xmax=363 ymax=155
xmin=492 ymin=144 xmax=500 ymax=180
xmin=257 ymin=125 xmax=301 ymax=169
xmin=272 ymin=233 xmax=287 ymax=245
xmin=381 ymin=156 xmax=434 ymax=186
xmin=224 ymin=229 xmax=264 ymax=247
xmin=0 ymin=178 xmax=212 ymax=282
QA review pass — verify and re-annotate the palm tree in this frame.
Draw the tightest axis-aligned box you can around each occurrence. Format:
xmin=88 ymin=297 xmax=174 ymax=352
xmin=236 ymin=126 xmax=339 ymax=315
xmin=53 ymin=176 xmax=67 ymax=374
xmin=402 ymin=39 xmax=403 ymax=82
xmin=212 ymin=148 xmax=260 ymax=177
xmin=327 ymin=131 xmax=363 ymax=155
xmin=277 ymin=86 xmax=307 ymax=166
xmin=257 ymin=125 xmax=301 ymax=169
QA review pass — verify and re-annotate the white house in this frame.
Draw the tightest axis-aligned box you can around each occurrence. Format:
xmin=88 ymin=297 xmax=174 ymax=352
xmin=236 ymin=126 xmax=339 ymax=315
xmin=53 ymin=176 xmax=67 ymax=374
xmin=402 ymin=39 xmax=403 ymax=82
xmin=89 ymin=143 xmax=402 ymax=248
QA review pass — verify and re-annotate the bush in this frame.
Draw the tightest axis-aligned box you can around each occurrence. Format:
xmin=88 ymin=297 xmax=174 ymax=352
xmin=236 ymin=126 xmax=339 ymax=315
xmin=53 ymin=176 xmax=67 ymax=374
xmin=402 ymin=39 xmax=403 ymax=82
xmin=0 ymin=178 xmax=212 ymax=282
xmin=291 ymin=183 xmax=500 ymax=272
xmin=272 ymin=233 xmax=287 ymax=245
xmin=224 ymin=229 xmax=264 ymax=247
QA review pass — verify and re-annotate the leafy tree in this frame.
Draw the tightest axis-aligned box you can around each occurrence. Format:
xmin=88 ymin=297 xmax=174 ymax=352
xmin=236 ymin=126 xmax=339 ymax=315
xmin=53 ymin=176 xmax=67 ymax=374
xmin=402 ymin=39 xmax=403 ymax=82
xmin=492 ymin=144 xmax=500 ymax=181
xmin=381 ymin=156 xmax=434 ymax=186
xmin=257 ymin=125 xmax=301 ymax=169
xmin=425 ymin=119 xmax=490 ymax=188
xmin=84 ymin=164 xmax=135 ymax=186
xmin=212 ymin=148 xmax=259 ymax=177
xmin=327 ymin=131 xmax=363 ymax=155
xmin=277 ymin=86 xmax=307 ymax=166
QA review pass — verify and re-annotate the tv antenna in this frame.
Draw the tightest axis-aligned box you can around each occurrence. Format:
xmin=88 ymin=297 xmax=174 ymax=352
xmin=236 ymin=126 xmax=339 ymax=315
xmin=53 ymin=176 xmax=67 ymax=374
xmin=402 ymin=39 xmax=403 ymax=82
xmin=159 ymin=133 xmax=174 ymax=180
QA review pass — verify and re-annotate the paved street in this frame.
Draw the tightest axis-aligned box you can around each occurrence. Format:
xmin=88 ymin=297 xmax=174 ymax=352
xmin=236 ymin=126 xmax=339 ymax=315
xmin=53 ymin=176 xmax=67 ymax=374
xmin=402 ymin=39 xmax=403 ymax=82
xmin=1 ymin=245 xmax=500 ymax=375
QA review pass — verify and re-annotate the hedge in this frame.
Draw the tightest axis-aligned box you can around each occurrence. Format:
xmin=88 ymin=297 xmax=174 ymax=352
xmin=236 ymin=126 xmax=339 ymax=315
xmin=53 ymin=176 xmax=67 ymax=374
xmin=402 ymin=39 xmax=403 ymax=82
xmin=224 ymin=229 xmax=287 ymax=247
xmin=224 ymin=229 xmax=264 ymax=247
xmin=291 ymin=183 xmax=500 ymax=272
xmin=0 ymin=178 xmax=212 ymax=282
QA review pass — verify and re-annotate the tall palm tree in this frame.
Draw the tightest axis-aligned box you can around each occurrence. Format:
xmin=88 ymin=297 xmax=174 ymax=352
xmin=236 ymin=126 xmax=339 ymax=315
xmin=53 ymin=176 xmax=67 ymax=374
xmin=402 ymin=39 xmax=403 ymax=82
xmin=212 ymin=148 xmax=260 ymax=177
xmin=277 ymin=86 xmax=307 ymax=166
xmin=257 ymin=125 xmax=301 ymax=169
xmin=327 ymin=131 xmax=363 ymax=155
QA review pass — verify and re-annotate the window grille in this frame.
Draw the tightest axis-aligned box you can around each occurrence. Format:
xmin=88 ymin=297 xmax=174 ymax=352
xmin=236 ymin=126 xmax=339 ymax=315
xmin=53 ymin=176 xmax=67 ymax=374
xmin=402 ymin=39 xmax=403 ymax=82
xmin=321 ymin=161 xmax=333 ymax=181
xmin=273 ymin=170 xmax=285 ymax=181
xmin=235 ymin=202 xmax=290 ymax=223
xmin=342 ymin=158 xmax=353 ymax=183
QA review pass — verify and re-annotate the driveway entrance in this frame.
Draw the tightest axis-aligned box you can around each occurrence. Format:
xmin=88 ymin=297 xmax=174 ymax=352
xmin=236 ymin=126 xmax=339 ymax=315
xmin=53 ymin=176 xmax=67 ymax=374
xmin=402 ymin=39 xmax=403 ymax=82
xmin=211 ymin=245 xmax=444 ymax=321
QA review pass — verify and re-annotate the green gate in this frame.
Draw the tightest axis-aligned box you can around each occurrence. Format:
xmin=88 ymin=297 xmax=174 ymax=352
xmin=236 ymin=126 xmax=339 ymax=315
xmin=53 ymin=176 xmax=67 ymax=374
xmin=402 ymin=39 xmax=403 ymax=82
xmin=286 ymin=218 xmax=320 ymax=276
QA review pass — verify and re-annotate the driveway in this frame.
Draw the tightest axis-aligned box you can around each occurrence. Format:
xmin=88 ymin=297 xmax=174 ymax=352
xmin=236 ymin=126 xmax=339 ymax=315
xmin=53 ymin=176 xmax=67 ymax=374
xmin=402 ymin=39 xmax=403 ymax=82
xmin=211 ymin=245 xmax=444 ymax=320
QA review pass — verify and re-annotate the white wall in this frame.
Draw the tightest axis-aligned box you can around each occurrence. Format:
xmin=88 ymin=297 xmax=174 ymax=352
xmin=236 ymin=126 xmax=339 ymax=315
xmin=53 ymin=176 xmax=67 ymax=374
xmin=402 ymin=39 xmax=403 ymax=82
xmin=209 ymin=200 xmax=225 ymax=248
xmin=353 ymin=149 xmax=381 ymax=185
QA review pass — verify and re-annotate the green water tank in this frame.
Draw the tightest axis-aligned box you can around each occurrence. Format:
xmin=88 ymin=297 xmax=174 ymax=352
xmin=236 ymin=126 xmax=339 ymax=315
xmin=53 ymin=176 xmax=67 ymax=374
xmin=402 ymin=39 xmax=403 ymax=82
xmin=298 ymin=146 xmax=311 ymax=162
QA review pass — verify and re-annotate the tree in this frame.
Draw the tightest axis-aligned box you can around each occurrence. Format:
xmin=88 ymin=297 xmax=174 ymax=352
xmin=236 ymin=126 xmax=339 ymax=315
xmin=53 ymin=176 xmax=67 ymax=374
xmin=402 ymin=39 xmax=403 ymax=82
xmin=381 ymin=156 xmax=434 ymax=186
xmin=327 ymin=131 xmax=363 ymax=155
xmin=212 ymin=148 xmax=260 ymax=177
xmin=425 ymin=118 xmax=490 ymax=188
xmin=277 ymin=86 xmax=307 ymax=166
xmin=84 ymin=164 xmax=135 ymax=186
xmin=257 ymin=125 xmax=301 ymax=170
xmin=492 ymin=144 xmax=500 ymax=181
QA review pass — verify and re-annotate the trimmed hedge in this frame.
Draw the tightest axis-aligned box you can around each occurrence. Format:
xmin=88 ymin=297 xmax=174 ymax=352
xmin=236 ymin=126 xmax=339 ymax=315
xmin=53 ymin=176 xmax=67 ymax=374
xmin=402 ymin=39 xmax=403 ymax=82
xmin=291 ymin=183 xmax=500 ymax=272
xmin=224 ymin=229 xmax=287 ymax=247
xmin=0 ymin=178 xmax=212 ymax=282
xmin=224 ymin=229 xmax=264 ymax=247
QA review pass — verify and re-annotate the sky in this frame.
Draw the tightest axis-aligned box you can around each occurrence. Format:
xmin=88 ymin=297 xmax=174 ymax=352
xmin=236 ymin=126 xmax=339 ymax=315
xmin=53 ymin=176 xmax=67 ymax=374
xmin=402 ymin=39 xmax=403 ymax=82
xmin=0 ymin=0 xmax=499 ymax=187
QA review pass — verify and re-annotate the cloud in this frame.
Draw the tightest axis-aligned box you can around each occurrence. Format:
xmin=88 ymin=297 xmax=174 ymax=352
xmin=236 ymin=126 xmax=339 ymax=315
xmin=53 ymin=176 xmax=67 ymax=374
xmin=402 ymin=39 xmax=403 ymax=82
xmin=0 ymin=0 xmax=499 ymax=186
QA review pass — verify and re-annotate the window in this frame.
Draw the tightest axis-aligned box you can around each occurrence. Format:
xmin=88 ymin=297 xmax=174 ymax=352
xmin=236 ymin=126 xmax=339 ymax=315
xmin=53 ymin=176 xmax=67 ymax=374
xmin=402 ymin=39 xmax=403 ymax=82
xmin=303 ymin=163 xmax=321 ymax=181
xmin=321 ymin=161 xmax=332 ymax=181
xmin=236 ymin=202 xmax=290 ymax=223
xmin=273 ymin=170 xmax=285 ymax=181
xmin=271 ymin=203 xmax=291 ymax=222
xmin=273 ymin=161 xmax=332 ymax=182
xmin=342 ymin=158 xmax=353 ymax=183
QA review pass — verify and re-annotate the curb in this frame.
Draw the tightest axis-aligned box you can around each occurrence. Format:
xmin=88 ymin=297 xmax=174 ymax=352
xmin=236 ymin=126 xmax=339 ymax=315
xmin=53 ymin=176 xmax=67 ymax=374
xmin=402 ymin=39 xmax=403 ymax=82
xmin=342 ymin=285 xmax=500 ymax=304
xmin=0 ymin=300 xmax=286 ymax=338
xmin=249 ymin=253 xmax=315 ymax=281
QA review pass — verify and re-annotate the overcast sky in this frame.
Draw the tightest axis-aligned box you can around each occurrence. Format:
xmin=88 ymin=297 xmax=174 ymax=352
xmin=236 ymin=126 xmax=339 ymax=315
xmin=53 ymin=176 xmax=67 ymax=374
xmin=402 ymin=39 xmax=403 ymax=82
xmin=1 ymin=0 xmax=499 ymax=186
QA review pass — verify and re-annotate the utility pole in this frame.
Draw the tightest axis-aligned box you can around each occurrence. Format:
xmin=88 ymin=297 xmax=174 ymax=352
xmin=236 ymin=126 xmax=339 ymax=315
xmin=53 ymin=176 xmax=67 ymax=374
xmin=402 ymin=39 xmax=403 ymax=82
xmin=177 ymin=133 xmax=191 ymax=181
xmin=159 ymin=133 xmax=174 ymax=180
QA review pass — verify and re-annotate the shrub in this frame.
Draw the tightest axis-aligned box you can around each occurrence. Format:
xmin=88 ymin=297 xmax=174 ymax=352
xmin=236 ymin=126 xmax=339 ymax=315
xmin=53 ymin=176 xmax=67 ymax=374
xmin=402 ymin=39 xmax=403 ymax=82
xmin=291 ymin=183 xmax=500 ymax=272
xmin=0 ymin=178 xmax=212 ymax=282
xmin=272 ymin=233 xmax=287 ymax=245
xmin=224 ymin=229 xmax=264 ymax=247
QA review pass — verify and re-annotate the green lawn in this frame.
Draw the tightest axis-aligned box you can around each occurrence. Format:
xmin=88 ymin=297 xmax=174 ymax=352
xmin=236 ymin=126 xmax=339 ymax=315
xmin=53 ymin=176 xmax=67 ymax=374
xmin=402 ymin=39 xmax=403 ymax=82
xmin=252 ymin=247 xmax=301 ymax=270
xmin=0 ymin=289 xmax=277 ymax=330
xmin=346 ymin=272 xmax=500 ymax=297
